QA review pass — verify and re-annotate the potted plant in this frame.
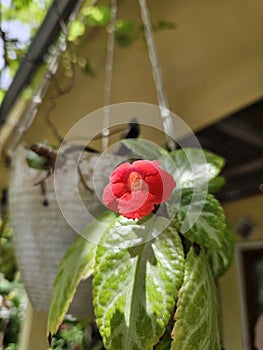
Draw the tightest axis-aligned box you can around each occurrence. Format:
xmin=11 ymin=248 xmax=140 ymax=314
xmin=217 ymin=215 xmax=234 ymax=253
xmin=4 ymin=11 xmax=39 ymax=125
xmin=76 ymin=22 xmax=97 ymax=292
xmin=47 ymin=138 xmax=234 ymax=349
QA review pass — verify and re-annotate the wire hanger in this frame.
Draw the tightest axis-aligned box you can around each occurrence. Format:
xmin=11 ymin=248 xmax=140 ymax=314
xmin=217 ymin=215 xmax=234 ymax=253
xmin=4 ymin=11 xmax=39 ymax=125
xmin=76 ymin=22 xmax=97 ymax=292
xmin=102 ymin=0 xmax=177 ymax=151
xmin=138 ymin=0 xmax=176 ymax=151
xmin=102 ymin=0 xmax=117 ymax=151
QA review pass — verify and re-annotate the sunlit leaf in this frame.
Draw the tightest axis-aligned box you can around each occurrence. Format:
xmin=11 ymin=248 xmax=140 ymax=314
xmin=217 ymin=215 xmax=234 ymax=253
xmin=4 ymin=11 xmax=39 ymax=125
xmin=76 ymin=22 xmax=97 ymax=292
xmin=0 ymin=90 xmax=5 ymax=104
xmin=47 ymin=211 xmax=116 ymax=336
xmin=83 ymin=5 xmax=111 ymax=27
xmin=169 ymin=148 xmax=225 ymax=190
xmin=174 ymin=192 xmax=225 ymax=248
xmin=206 ymin=223 xmax=234 ymax=279
xmin=93 ymin=216 xmax=185 ymax=350
xmin=3 ymin=1 xmax=51 ymax=25
xmin=171 ymin=247 xmax=221 ymax=350
xmin=68 ymin=20 xmax=86 ymax=41
xmin=12 ymin=0 xmax=32 ymax=10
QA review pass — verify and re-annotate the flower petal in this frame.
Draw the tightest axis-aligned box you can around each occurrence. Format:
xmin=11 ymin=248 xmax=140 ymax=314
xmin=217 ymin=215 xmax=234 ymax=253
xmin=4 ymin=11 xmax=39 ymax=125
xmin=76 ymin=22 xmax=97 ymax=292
xmin=132 ymin=160 xmax=160 ymax=176
xmin=111 ymin=182 xmax=129 ymax=198
xmin=158 ymin=169 xmax=176 ymax=201
xmin=102 ymin=159 xmax=176 ymax=220
xmin=118 ymin=191 xmax=156 ymax=219
xmin=110 ymin=162 xmax=132 ymax=183
xmin=144 ymin=172 xmax=163 ymax=202
xmin=102 ymin=184 xmax=118 ymax=212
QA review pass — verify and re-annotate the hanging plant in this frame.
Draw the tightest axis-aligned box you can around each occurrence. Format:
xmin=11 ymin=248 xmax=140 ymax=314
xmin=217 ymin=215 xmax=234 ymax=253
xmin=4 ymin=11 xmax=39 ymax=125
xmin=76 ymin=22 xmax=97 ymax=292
xmin=47 ymin=138 xmax=234 ymax=350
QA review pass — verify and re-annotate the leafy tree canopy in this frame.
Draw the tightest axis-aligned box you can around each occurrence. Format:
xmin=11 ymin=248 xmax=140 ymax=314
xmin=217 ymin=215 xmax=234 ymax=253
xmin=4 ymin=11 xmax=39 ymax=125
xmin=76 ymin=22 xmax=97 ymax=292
xmin=0 ymin=0 xmax=52 ymax=102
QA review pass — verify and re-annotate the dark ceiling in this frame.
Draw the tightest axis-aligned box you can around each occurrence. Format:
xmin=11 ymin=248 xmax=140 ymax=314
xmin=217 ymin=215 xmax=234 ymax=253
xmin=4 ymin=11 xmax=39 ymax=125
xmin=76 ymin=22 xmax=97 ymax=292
xmin=181 ymin=99 xmax=263 ymax=202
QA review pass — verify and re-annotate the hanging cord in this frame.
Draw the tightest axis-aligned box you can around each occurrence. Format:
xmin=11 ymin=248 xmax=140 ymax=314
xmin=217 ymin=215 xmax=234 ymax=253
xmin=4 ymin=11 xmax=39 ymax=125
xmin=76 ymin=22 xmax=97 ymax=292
xmin=138 ymin=0 xmax=176 ymax=151
xmin=102 ymin=0 xmax=117 ymax=151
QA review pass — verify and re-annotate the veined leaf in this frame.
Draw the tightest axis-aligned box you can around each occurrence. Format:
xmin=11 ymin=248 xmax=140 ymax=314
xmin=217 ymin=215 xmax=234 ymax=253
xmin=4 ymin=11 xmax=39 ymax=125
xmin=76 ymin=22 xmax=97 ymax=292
xmin=93 ymin=217 xmax=185 ymax=350
xmin=170 ymin=148 xmax=225 ymax=190
xmin=207 ymin=223 xmax=234 ymax=279
xmin=175 ymin=192 xmax=225 ymax=248
xmin=121 ymin=139 xmax=169 ymax=161
xmin=47 ymin=211 xmax=116 ymax=336
xmin=171 ymin=247 xmax=221 ymax=350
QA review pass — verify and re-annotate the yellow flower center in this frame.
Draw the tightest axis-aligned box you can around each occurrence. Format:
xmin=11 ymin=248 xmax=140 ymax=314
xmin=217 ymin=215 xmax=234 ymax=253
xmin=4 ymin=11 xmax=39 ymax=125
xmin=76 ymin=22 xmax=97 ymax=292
xmin=129 ymin=171 xmax=143 ymax=191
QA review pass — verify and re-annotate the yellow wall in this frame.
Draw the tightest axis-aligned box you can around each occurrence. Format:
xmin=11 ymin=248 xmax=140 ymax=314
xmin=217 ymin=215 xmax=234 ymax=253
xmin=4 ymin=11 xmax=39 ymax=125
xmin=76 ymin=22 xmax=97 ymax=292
xmin=220 ymin=194 xmax=263 ymax=350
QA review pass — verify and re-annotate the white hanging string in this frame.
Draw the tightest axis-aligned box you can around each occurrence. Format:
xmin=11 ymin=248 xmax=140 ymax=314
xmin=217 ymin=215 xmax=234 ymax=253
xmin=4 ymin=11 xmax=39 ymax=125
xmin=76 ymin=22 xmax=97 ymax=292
xmin=102 ymin=0 xmax=117 ymax=151
xmin=138 ymin=0 xmax=176 ymax=151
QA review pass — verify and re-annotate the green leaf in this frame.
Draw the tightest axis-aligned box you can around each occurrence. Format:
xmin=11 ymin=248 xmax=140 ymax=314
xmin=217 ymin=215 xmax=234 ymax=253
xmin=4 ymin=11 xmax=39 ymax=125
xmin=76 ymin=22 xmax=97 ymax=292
xmin=170 ymin=148 xmax=225 ymax=190
xmin=83 ymin=5 xmax=111 ymax=27
xmin=174 ymin=193 xmax=225 ymax=249
xmin=26 ymin=150 xmax=49 ymax=170
xmin=116 ymin=19 xmax=134 ymax=34
xmin=0 ymin=89 xmax=5 ymax=103
xmin=115 ymin=19 xmax=135 ymax=47
xmin=47 ymin=211 xmax=116 ymax=336
xmin=171 ymin=247 xmax=221 ymax=350
xmin=121 ymin=139 xmax=170 ymax=161
xmin=206 ymin=223 xmax=234 ymax=279
xmin=68 ymin=20 xmax=86 ymax=41
xmin=93 ymin=217 xmax=185 ymax=350
xmin=12 ymin=0 xmax=32 ymax=10
xmin=208 ymin=176 xmax=225 ymax=193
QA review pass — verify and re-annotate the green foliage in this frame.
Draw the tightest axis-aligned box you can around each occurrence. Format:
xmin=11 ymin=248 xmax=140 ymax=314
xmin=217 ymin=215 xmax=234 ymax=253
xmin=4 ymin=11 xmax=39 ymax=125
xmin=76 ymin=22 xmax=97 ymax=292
xmin=51 ymin=321 xmax=84 ymax=349
xmin=115 ymin=19 xmax=135 ymax=47
xmin=0 ymin=89 xmax=5 ymax=104
xmin=26 ymin=149 xmax=49 ymax=170
xmin=0 ymin=218 xmax=17 ymax=281
xmin=1 ymin=0 xmax=176 ymax=100
xmin=208 ymin=176 xmax=225 ymax=193
xmin=3 ymin=0 xmax=51 ymax=24
xmin=11 ymin=0 xmax=32 ymax=11
xmin=68 ymin=20 xmax=86 ymax=42
xmin=0 ymin=273 xmax=26 ymax=348
xmin=50 ymin=317 xmax=105 ymax=350
xmin=0 ymin=0 xmax=51 ymax=92
xmin=174 ymin=192 xmax=225 ymax=248
xmin=169 ymin=148 xmax=225 ymax=190
xmin=47 ymin=211 xmax=116 ymax=336
xmin=45 ymin=129 xmax=233 ymax=350
xmin=207 ymin=224 xmax=235 ymax=279
xmin=93 ymin=217 xmax=184 ymax=350
xmin=82 ymin=5 xmax=111 ymax=27
xmin=171 ymin=247 xmax=221 ymax=350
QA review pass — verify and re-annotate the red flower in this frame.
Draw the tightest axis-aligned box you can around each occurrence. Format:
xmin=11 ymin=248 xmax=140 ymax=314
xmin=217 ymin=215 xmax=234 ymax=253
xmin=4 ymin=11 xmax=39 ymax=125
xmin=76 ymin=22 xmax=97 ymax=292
xmin=102 ymin=160 xmax=176 ymax=220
